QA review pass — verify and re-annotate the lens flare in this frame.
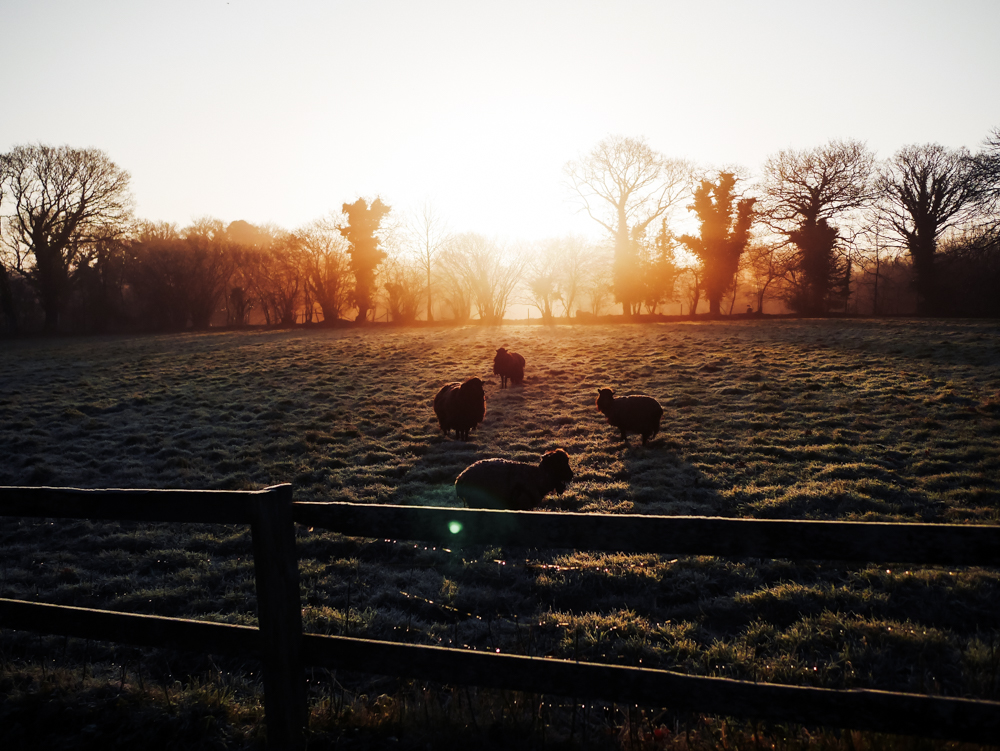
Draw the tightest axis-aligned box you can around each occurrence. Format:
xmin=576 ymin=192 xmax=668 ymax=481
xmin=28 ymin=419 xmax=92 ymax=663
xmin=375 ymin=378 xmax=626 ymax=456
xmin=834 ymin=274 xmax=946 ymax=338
xmin=448 ymin=521 xmax=463 ymax=535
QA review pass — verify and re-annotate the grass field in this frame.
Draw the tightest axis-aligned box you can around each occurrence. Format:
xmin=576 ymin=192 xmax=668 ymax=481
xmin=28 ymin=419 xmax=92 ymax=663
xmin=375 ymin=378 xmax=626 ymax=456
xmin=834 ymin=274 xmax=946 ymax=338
xmin=1 ymin=319 xmax=999 ymax=749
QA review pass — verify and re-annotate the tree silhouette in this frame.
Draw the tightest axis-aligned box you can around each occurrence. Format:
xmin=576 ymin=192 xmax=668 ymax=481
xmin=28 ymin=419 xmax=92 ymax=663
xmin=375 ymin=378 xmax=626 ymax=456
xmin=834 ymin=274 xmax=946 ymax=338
xmin=761 ymin=140 xmax=873 ymax=315
xmin=565 ymin=135 xmax=689 ymax=317
xmin=439 ymin=234 xmax=526 ymax=324
xmin=1 ymin=144 xmax=132 ymax=331
xmin=680 ymin=173 xmax=755 ymax=315
xmin=406 ymin=202 xmax=450 ymax=322
xmin=877 ymin=144 xmax=986 ymax=315
xmin=299 ymin=215 xmax=352 ymax=323
xmin=978 ymin=127 xmax=1000 ymax=216
xmin=340 ymin=197 xmax=390 ymax=322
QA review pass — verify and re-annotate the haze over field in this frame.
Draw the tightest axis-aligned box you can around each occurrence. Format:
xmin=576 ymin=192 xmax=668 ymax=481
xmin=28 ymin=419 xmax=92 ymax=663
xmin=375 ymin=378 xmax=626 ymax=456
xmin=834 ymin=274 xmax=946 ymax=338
xmin=4 ymin=0 xmax=999 ymax=238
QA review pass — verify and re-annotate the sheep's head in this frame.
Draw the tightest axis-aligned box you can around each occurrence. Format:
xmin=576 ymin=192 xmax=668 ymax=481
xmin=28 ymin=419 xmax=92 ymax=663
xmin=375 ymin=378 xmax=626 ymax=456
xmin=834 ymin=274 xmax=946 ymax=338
xmin=493 ymin=347 xmax=509 ymax=371
xmin=596 ymin=388 xmax=615 ymax=414
xmin=539 ymin=449 xmax=573 ymax=493
xmin=460 ymin=376 xmax=485 ymax=399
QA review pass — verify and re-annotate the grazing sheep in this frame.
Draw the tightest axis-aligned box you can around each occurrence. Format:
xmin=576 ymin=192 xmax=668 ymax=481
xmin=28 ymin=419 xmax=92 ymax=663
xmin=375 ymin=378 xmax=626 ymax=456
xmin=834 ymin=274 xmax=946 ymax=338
xmin=493 ymin=347 xmax=525 ymax=388
xmin=433 ymin=377 xmax=487 ymax=441
xmin=596 ymin=388 xmax=663 ymax=445
xmin=455 ymin=449 xmax=573 ymax=510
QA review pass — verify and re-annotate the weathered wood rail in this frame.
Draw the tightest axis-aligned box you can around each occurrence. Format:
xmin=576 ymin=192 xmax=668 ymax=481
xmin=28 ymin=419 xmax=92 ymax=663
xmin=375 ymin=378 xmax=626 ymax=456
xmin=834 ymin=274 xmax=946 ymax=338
xmin=2 ymin=485 xmax=999 ymax=749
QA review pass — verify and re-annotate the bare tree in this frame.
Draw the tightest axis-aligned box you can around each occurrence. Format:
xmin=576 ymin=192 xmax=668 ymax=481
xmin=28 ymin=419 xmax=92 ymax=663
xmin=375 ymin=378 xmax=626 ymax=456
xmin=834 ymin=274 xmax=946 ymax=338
xmin=977 ymin=126 xmax=1000 ymax=218
xmin=851 ymin=220 xmax=906 ymax=316
xmin=124 ymin=219 xmax=234 ymax=330
xmin=298 ymin=214 xmax=353 ymax=323
xmin=581 ymin=247 xmax=615 ymax=316
xmin=439 ymin=234 xmax=527 ymax=324
xmin=1 ymin=144 xmax=133 ymax=331
xmin=760 ymin=139 xmax=874 ymax=315
xmin=565 ymin=135 xmax=690 ymax=316
xmin=675 ymin=265 xmax=703 ymax=316
xmin=876 ymin=143 xmax=986 ymax=315
xmin=233 ymin=223 xmax=302 ymax=326
xmin=523 ymin=241 xmax=562 ymax=322
xmin=406 ymin=202 xmax=450 ymax=321
xmin=0 ymin=167 xmax=19 ymax=333
xmin=552 ymin=235 xmax=594 ymax=317
xmin=743 ymin=241 xmax=787 ymax=314
xmin=381 ymin=255 xmax=423 ymax=324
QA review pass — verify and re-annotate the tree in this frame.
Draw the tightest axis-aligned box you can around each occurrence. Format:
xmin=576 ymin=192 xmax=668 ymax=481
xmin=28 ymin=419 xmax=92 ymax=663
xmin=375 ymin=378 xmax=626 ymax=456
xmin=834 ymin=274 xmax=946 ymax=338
xmin=406 ymin=202 xmax=450 ymax=321
xmin=126 ymin=219 xmax=234 ymax=330
xmin=340 ymin=197 xmax=391 ymax=322
xmin=298 ymin=215 xmax=352 ymax=323
xmin=977 ymin=127 xmax=1000 ymax=217
xmin=552 ymin=235 xmax=592 ymax=317
xmin=0 ymin=144 xmax=133 ymax=331
xmin=229 ymin=222 xmax=302 ymax=326
xmin=679 ymin=172 xmax=756 ymax=315
xmin=580 ymin=244 xmax=615 ymax=316
xmin=74 ymin=230 xmax=131 ymax=332
xmin=125 ymin=222 xmax=191 ymax=331
xmin=760 ymin=139 xmax=874 ymax=315
xmin=524 ymin=241 xmax=562 ymax=322
xmin=640 ymin=219 xmax=681 ymax=314
xmin=565 ymin=135 xmax=689 ymax=316
xmin=439 ymin=234 xmax=527 ymax=324
xmin=743 ymin=241 xmax=787 ymax=314
xmin=676 ymin=265 xmax=703 ymax=316
xmin=876 ymin=144 xmax=986 ymax=315
xmin=381 ymin=256 xmax=423 ymax=324
xmin=0 ymin=170 xmax=19 ymax=333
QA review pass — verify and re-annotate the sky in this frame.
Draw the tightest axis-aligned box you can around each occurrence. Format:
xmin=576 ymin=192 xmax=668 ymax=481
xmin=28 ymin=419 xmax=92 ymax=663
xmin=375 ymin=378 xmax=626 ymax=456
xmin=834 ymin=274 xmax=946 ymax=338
xmin=2 ymin=0 xmax=999 ymax=244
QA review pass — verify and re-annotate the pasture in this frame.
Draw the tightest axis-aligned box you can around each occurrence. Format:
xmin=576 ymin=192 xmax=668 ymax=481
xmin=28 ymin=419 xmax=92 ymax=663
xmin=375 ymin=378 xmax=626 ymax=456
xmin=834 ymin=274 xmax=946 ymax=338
xmin=1 ymin=319 xmax=999 ymax=749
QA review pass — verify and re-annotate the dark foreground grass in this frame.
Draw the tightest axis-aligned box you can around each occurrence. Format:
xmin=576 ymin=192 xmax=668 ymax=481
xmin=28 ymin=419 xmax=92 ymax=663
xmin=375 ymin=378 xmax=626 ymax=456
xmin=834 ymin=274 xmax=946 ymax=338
xmin=1 ymin=319 xmax=999 ymax=749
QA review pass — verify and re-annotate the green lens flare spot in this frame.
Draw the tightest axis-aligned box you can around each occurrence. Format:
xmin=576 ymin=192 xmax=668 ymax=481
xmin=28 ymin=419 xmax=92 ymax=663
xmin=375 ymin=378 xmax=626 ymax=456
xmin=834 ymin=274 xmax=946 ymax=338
xmin=448 ymin=521 xmax=463 ymax=535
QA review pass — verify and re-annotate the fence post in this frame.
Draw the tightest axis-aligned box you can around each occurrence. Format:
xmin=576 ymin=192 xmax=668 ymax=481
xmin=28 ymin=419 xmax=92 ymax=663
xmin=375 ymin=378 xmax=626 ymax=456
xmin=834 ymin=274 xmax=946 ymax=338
xmin=251 ymin=484 xmax=307 ymax=749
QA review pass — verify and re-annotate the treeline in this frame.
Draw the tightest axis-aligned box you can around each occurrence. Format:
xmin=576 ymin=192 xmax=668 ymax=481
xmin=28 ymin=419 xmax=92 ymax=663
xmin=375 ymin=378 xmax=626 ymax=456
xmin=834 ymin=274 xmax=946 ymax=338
xmin=2 ymin=133 xmax=999 ymax=335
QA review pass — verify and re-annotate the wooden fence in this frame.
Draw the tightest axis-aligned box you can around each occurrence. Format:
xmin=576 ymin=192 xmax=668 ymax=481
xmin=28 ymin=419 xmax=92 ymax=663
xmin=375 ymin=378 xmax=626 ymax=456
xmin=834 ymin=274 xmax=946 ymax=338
xmin=1 ymin=484 xmax=999 ymax=749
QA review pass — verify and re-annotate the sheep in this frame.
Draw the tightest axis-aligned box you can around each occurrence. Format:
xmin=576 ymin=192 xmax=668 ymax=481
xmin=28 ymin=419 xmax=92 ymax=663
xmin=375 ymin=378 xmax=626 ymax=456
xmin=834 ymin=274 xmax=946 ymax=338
xmin=433 ymin=377 xmax=486 ymax=441
xmin=493 ymin=347 xmax=525 ymax=388
xmin=455 ymin=449 xmax=573 ymax=510
xmin=596 ymin=388 xmax=663 ymax=445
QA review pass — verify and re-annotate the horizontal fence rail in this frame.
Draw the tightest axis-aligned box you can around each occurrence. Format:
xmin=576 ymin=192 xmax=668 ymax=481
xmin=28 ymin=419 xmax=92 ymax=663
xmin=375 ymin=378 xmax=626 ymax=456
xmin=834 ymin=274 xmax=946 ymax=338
xmin=0 ymin=598 xmax=260 ymax=658
xmin=0 ymin=485 xmax=263 ymax=523
xmin=295 ymin=501 xmax=1000 ymax=566
xmin=301 ymin=632 xmax=1000 ymax=746
xmin=2 ymin=487 xmax=1000 ymax=747
xmin=3 ymin=598 xmax=998 ymax=746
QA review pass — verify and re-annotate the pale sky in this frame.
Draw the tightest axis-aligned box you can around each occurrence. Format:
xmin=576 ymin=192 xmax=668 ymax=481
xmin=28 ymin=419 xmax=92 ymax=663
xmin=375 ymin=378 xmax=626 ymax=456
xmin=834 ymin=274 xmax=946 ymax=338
xmin=3 ymin=0 xmax=998 ymax=243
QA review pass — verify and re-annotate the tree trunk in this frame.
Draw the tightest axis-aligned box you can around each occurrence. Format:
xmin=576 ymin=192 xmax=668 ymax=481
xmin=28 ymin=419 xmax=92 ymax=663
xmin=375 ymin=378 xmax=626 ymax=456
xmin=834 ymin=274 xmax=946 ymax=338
xmin=0 ymin=266 xmax=17 ymax=334
xmin=910 ymin=240 xmax=938 ymax=316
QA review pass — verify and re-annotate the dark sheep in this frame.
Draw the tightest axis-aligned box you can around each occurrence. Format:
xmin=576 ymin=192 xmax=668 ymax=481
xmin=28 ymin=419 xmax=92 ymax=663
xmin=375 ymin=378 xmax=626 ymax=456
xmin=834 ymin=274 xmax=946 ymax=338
xmin=433 ymin=377 xmax=486 ymax=441
xmin=493 ymin=347 xmax=525 ymax=388
xmin=596 ymin=388 xmax=663 ymax=445
xmin=455 ymin=449 xmax=573 ymax=510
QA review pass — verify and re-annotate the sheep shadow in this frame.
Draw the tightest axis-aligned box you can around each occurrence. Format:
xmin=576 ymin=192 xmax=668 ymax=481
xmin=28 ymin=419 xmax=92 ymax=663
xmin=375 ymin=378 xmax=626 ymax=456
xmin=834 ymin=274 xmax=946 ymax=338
xmin=616 ymin=439 xmax=727 ymax=517
xmin=387 ymin=437 xmax=486 ymax=508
